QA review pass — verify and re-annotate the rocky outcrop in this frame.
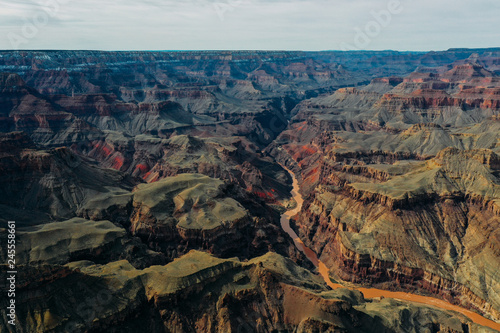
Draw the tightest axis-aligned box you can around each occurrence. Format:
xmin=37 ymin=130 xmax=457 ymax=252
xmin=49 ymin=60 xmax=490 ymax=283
xmin=1 ymin=251 xmax=493 ymax=333
xmin=0 ymin=136 xmax=137 ymax=225
xmin=289 ymin=61 xmax=500 ymax=135
xmin=3 ymin=49 xmax=500 ymax=332
xmin=12 ymin=218 xmax=126 ymax=265
xmin=127 ymin=174 xmax=302 ymax=263
xmin=291 ymin=148 xmax=500 ymax=322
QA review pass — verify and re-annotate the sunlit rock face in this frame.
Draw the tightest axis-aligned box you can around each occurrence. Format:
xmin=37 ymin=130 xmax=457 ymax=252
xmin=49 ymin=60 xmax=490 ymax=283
xmin=1 ymin=49 xmax=500 ymax=332
xmin=269 ymin=58 xmax=500 ymax=323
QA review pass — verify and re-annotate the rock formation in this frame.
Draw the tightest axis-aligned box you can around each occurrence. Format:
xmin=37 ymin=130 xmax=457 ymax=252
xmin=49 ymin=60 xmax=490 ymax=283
xmin=1 ymin=49 xmax=500 ymax=332
xmin=3 ymin=251 xmax=495 ymax=332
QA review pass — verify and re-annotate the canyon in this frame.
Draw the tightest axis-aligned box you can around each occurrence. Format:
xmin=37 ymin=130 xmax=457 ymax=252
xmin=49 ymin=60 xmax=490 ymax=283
xmin=1 ymin=48 xmax=500 ymax=332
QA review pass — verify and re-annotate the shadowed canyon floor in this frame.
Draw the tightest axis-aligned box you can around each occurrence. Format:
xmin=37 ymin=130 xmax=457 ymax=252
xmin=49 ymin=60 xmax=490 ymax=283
xmin=1 ymin=49 xmax=500 ymax=332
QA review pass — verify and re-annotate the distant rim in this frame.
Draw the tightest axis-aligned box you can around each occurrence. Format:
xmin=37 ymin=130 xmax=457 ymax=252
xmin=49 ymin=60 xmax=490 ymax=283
xmin=0 ymin=48 xmax=499 ymax=53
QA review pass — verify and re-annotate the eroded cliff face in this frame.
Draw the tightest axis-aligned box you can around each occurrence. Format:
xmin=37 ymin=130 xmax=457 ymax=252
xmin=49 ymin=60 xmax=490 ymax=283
xmin=264 ymin=60 xmax=500 ymax=325
xmin=0 ymin=65 xmax=297 ymax=201
xmin=3 ymin=52 xmax=499 ymax=201
xmin=125 ymin=174 xmax=303 ymax=263
xmin=2 ymin=49 xmax=500 ymax=332
xmin=1 ymin=251 xmax=493 ymax=333
xmin=0 ymin=133 xmax=138 ymax=225
xmin=0 ymin=134 xmax=306 ymax=273
xmin=291 ymin=61 xmax=500 ymax=133
xmin=274 ymin=128 xmax=500 ymax=322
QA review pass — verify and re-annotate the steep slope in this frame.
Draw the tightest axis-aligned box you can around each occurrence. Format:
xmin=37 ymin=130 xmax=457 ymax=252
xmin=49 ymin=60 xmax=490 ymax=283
xmin=0 ymin=132 xmax=137 ymax=226
xmin=268 ymin=64 xmax=500 ymax=322
xmin=1 ymin=251 xmax=495 ymax=333
xmin=284 ymin=148 xmax=500 ymax=322
xmin=2 ymin=49 xmax=500 ymax=332
xmin=292 ymin=62 xmax=500 ymax=132
xmin=125 ymin=173 xmax=300 ymax=261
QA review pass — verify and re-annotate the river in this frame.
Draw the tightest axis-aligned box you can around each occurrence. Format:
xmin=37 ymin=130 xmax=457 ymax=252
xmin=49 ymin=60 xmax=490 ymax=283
xmin=279 ymin=166 xmax=500 ymax=332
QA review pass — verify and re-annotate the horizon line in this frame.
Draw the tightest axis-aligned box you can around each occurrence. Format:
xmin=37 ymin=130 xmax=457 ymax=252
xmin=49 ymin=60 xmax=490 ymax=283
xmin=1 ymin=47 xmax=500 ymax=53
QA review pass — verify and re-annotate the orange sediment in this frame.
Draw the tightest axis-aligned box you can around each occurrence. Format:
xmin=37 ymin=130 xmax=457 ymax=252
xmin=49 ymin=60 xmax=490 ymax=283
xmin=357 ymin=288 xmax=500 ymax=331
xmin=280 ymin=165 xmax=500 ymax=331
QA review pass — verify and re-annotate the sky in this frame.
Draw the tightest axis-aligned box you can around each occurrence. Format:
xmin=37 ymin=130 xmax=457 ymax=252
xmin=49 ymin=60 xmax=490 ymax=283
xmin=0 ymin=0 xmax=498 ymax=51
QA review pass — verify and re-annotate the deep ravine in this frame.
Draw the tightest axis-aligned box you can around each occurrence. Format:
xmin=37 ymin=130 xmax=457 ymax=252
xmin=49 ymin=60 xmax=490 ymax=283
xmin=280 ymin=165 xmax=500 ymax=332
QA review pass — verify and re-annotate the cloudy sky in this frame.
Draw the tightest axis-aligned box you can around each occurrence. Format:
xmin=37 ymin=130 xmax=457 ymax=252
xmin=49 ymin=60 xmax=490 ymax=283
xmin=0 ymin=0 xmax=498 ymax=51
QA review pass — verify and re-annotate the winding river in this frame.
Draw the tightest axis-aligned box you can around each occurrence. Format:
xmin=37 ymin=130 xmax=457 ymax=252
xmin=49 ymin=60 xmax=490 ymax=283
xmin=280 ymin=166 xmax=500 ymax=332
